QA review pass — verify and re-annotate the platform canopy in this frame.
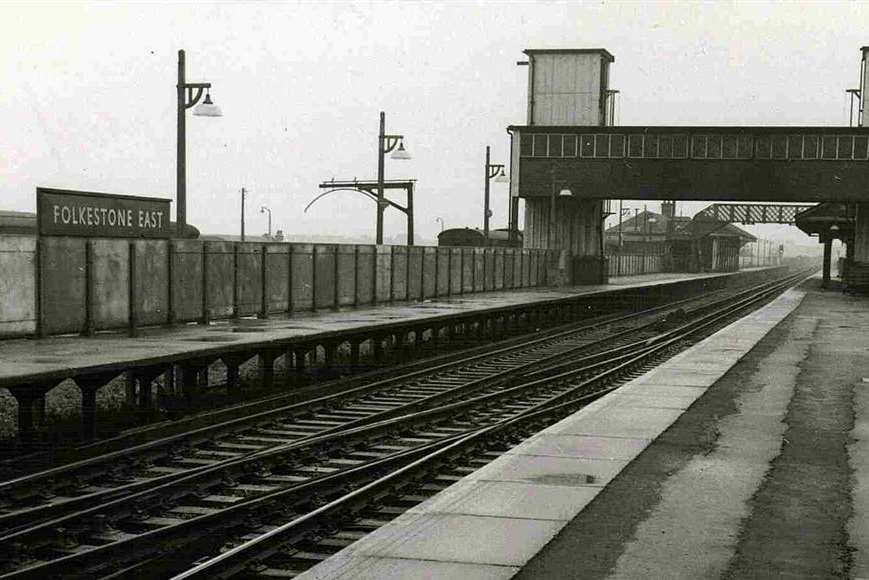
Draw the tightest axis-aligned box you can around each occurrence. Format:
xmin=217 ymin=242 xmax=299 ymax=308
xmin=509 ymin=126 xmax=869 ymax=202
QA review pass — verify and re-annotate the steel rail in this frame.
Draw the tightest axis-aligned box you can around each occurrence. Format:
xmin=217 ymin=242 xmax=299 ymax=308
xmin=0 ymin=270 xmax=810 ymax=579
xmin=0 ymin=286 xmax=736 ymax=531
xmin=170 ymin=269 xmax=813 ymax=580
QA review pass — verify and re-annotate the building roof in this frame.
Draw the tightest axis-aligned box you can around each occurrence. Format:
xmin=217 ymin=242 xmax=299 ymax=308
xmin=605 ymin=209 xmax=756 ymax=242
xmin=523 ymin=48 xmax=615 ymax=62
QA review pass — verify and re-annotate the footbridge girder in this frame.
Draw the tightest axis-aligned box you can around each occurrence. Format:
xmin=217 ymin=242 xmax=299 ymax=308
xmin=694 ymin=203 xmax=817 ymax=225
xmin=508 ymin=126 xmax=869 ymax=203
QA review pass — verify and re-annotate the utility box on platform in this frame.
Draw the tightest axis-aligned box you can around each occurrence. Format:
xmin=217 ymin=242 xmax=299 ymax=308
xmin=573 ymin=256 xmax=608 ymax=285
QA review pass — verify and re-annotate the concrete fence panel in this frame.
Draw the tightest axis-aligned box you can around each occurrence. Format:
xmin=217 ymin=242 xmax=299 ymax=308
xmin=236 ymin=243 xmax=263 ymax=317
xmin=422 ymin=247 xmax=437 ymax=298
xmin=355 ymin=245 xmax=375 ymax=305
xmin=407 ymin=246 xmax=423 ymax=301
xmin=391 ymin=246 xmax=408 ymax=301
xmin=494 ymin=249 xmax=505 ymax=290
xmin=336 ymin=245 xmax=357 ymax=307
xmin=132 ymin=240 xmax=169 ymax=326
xmin=0 ymin=236 xmax=36 ymax=337
xmin=40 ymin=236 xmax=87 ymax=335
xmin=522 ymin=249 xmax=531 ymax=287
xmin=448 ymin=248 xmax=462 ymax=295
xmin=461 ymin=249 xmax=474 ymax=293
xmin=171 ymin=240 xmax=204 ymax=323
xmin=436 ymin=248 xmax=450 ymax=296
xmin=375 ymin=246 xmax=392 ymax=303
xmin=473 ymin=248 xmax=485 ymax=292
xmin=529 ymin=251 xmax=539 ymax=286
xmin=91 ymin=239 xmax=130 ymax=330
xmin=265 ymin=244 xmax=290 ymax=313
xmin=314 ymin=244 xmax=336 ymax=310
xmin=204 ymin=242 xmax=234 ymax=319
xmin=290 ymin=244 xmax=314 ymax=311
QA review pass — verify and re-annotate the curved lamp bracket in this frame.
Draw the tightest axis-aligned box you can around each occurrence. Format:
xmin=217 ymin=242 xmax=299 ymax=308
xmin=305 ymin=188 xmax=406 ymax=214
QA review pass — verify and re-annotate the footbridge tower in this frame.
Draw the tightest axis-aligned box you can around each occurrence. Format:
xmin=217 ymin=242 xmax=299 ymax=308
xmin=509 ymin=49 xmax=614 ymax=284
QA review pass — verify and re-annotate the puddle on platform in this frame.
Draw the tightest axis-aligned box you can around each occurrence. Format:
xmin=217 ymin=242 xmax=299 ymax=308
xmin=531 ymin=473 xmax=597 ymax=486
xmin=182 ymin=335 xmax=238 ymax=343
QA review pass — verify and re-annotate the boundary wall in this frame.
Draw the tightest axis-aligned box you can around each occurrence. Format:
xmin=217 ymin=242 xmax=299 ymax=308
xmin=0 ymin=236 xmax=555 ymax=338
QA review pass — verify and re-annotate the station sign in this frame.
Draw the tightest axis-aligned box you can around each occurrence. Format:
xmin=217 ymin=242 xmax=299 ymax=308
xmin=36 ymin=187 xmax=172 ymax=238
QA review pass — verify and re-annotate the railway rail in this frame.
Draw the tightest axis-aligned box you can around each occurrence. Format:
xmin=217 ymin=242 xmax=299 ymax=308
xmin=0 ymin=268 xmax=811 ymax=579
xmin=0 ymin=284 xmax=735 ymax=530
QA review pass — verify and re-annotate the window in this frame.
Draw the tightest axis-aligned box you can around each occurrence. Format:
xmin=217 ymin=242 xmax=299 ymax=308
xmin=595 ymin=134 xmax=609 ymax=158
xmin=672 ymin=135 xmax=688 ymax=158
xmin=772 ymin=135 xmax=788 ymax=159
xmin=708 ymin=135 xmax=723 ymax=159
xmin=580 ymin=135 xmax=595 ymax=157
xmin=821 ymin=135 xmax=837 ymax=159
xmin=645 ymin=134 xmax=659 ymax=158
xmin=755 ymin=135 xmax=771 ymax=159
xmin=520 ymin=133 xmax=533 ymax=157
xmin=854 ymin=136 xmax=869 ymax=159
xmin=658 ymin=134 xmax=673 ymax=158
xmin=610 ymin=134 xmax=625 ymax=158
xmin=533 ymin=134 xmax=548 ymax=157
xmin=628 ymin=135 xmax=643 ymax=157
xmin=803 ymin=135 xmax=819 ymax=159
xmin=563 ymin=134 xmax=577 ymax=157
xmin=738 ymin=135 xmax=754 ymax=159
xmin=691 ymin=135 xmax=707 ymax=158
xmin=723 ymin=135 xmax=738 ymax=159
xmin=837 ymin=135 xmax=854 ymax=160
xmin=787 ymin=135 xmax=803 ymax=159
xmin=549 ymin=135 xmax=563 ymax=157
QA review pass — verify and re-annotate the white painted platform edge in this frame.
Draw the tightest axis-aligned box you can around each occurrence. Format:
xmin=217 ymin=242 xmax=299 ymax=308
xmin=297 ymin=287 xmax=807 ymax=580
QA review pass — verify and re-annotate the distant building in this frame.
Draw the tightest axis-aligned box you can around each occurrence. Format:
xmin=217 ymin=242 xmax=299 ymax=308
xmin=605 ymin=202 xmax=756 ymax=272
xmin=437 ymin=227 xmax=523 ymax=248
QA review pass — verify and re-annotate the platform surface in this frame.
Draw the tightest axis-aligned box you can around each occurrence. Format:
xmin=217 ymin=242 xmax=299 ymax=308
xmin=0 ymin=270 xmax=754 ymax=389
xmin=298 ymin=276 xmax=869 ymax=580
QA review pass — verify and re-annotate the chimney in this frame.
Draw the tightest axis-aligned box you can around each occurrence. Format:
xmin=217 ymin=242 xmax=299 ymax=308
xmin=661 ymin=200 xmax=676 ymax=219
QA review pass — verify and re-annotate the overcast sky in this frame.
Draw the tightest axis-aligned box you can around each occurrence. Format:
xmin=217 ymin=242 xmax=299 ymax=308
xmin=2 ymin=1 xmax=867 ymax=244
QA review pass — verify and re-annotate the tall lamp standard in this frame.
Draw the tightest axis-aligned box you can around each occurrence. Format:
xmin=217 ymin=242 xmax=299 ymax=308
xmin=177 ymin=49 xmax=222 ymax=236
xmin=260 ymin=206 xmax=272 ymax=239
xmin=483 ymin=145 xmax=508 ymax=243
xmin=377 ymin=111 xmax=411 ymax=244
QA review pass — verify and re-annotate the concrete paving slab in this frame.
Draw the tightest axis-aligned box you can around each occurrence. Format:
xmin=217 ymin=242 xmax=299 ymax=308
xmin=414 ymin=479 xmax=602 ymax=521
xmin=614 ymin=383 xmax=706 ymax=397
xmin=547 ymin=406 xmax=684 ymax=439
xmin=296 ymin=553 xmax=517 ymax=580
xmin=507 ymin=434 xmax=650 ymax=461
xmin=640 ymin=369 xmax=722 ymax=387
xmin=609 ymin=393 xmax=698 ymax=410
xmin=468 ymin=453 xmax=629 ymax=487
xmin=350 ymin=511 xmax=564 ymax=567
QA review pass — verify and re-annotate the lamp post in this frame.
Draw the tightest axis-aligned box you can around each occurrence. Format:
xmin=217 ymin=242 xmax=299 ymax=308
xmin=484 ymin=145 xmax=508 ymax=243
xmin=435 ymin=217 xmax=445 ymax=232
xmin=377 ymin=111 xmax=411 ymax=244
xmin=260 ymin=206 xmax=272 ymax=239
xmin=240 ymin=187 xmax=247 ymax=242
xmin=177 ymin=49 xmax=222 ymax=236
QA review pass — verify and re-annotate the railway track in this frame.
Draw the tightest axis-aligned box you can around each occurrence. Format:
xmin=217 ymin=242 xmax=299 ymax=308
xmin=0 ymin=269 xmax=810 ymax=579
xmin=0 ymin=284 xmax=737 ymax=531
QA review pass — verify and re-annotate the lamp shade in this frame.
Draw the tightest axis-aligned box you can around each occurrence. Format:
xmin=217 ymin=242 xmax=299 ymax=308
xmin=391 ymin=140 xmax=411 ymax=160
xmin=193 ymin=93 xmax=223 ymax=117
xmin=494 ymin=167 xmax=509 ymax=183
xmin=558 ymin=187 xmax=573 ymax=196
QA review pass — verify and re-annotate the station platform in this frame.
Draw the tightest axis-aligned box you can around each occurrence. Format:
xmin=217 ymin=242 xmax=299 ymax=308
xmin=298 ymin=275 xmax=869 ymax=580
xmin=0 ymin=269 xmax=775 ymax=392
xmin=0 ymin=267 xmax=783 ymax=444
